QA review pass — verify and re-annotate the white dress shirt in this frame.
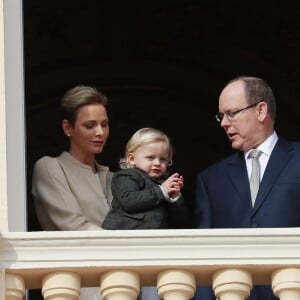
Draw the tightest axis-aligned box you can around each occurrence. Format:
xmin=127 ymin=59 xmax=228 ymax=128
xmin=245 ymin=131 xmax=278 ymax=181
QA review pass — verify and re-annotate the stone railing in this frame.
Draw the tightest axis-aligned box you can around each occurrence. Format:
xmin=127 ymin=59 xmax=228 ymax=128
xmin=1 ymin=228 xmax=300 ymax=299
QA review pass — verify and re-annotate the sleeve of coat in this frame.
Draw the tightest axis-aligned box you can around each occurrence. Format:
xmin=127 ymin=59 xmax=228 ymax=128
xmin=194 ymin=172 xmax=212 ymax=228
xmin=111 ymin=170 xmax=166 ymax=213
xmin=32 ymin=157 xmax=101 ymax=231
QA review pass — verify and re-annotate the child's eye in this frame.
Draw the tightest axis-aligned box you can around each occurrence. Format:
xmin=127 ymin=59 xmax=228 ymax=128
xmin=146 ymin=156 xmax=154 ymax=161
xmin=160 ymin=158 xmax=167 ymax=163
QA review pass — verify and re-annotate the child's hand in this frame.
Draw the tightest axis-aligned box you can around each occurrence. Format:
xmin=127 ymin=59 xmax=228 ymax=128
xmin=161 ymin=173 xmax=184 ymax=198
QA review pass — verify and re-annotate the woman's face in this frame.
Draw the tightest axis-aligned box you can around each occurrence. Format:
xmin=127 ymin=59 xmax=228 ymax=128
xmin=64 ymin=103 xmax=109 ymax=160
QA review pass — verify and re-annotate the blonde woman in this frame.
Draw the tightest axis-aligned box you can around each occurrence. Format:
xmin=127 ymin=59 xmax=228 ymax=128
xmin=32 ymin=85 xmax=112 ymax=300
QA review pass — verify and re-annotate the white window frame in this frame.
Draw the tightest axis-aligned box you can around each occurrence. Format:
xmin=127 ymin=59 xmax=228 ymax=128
xmin=4 ymin=0 xmax=26 ymax=231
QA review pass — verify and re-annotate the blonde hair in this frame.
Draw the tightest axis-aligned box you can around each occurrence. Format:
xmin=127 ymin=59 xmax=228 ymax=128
xmin=120 ymin=127 xmax=173 ymax=169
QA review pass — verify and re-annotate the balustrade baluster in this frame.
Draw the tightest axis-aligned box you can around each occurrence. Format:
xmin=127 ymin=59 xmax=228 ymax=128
xmin=42 ymin=271 xmax=80 ymax=300
xmin=5 ymin=273 xmax=25 ymax=300
xmin=100 ymin=270 xmax=140 ymax=300
xmin=212 ymin=269 xmax=252 ymax=300
xmin=272 ymin=268 xmax=300 ymax=300
xmin=157 ymin=269 xmax=196 ymax=300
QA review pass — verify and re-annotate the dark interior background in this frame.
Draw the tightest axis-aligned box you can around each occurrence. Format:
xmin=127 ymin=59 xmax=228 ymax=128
xmin=25 ymin=0 xmax=300 ymax=232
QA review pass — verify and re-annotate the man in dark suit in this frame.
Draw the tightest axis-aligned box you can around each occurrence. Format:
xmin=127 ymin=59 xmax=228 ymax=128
xmin=194 ymin=76 xmax=300 ymax=300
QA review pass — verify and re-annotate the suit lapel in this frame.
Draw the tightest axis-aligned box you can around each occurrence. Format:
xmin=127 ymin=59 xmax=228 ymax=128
xmin=227 ymin=152 xmax=252 ymax=207
xmin=252 ymin=138 xmax=293 ymax=214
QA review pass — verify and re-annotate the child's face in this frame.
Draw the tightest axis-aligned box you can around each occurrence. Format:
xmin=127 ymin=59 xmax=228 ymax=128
xmin=128 ymin=141 xmax=169 ymax=178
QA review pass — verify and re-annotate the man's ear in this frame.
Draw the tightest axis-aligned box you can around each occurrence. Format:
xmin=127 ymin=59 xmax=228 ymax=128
xmin=257 ymin=102 xmax=268 ymax=122
xmin=62 ymin=119 xmax=72 ymax=137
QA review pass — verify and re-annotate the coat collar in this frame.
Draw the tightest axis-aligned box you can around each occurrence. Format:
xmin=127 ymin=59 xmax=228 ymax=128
xmin=252 ymin=138 xmax=293 ymax=213
xmin=226 ymin=137 xmax=293 ymax=213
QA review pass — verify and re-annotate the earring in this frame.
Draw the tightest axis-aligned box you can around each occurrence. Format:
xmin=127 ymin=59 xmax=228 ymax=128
xmin=66 ymin=133 xmax=71 ymax=137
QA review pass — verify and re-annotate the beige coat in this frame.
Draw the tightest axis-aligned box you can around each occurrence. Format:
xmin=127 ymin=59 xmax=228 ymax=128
xmin=32 ymin=151 xmax=113 ymax=231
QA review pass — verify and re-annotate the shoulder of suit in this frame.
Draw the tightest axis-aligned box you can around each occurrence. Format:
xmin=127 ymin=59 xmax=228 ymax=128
xmin=34 ymin=154 xmax=59 ymax=168
xmin=32 ymin=155 xmax=63 ymax=179
xmin=197 ymin=152 xmax=239 ymax=176
xmin=276 ymin=137 xmax=300 ymax=152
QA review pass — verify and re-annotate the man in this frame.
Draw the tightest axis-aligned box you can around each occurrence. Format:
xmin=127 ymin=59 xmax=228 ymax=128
xmin=194 ymin=76 xmax=300 ymax=300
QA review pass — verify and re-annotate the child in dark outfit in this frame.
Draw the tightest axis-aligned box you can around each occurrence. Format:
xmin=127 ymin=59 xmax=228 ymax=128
xmin=102 ymin=127 xmax=186 ymax=230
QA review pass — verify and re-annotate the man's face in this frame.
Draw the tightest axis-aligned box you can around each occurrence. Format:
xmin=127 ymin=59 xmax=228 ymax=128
xmin=218 ymin=80 xmax=261 ymax=151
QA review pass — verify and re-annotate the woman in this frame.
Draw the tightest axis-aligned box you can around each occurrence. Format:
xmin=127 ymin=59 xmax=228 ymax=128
xmin=32 ymin=85 xmax=112 ymax=299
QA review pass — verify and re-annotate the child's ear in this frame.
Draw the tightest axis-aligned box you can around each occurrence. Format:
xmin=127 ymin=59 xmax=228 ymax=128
xmin=127 ymin=153 xmax=135 ymax=165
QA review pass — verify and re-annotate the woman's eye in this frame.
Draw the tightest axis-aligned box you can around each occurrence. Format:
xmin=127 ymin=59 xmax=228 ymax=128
xmin=84 ymin=123 xmax=94 ymax=129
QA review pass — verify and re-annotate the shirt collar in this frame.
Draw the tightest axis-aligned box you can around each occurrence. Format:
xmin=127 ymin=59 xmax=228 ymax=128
xmin=245 ymin=131 xmax=278 ymax=159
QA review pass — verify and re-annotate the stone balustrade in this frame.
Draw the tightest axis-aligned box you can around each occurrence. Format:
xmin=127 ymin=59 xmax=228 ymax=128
xmin=1 ymin=228 xmax=300 ymax=299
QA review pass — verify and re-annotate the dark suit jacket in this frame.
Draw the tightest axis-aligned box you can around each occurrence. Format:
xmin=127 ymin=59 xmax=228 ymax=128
xmin=102 ymin=168 xmax=187 ymax=230
xmin=194 ymin=137 xmax=300 ymax=300
xmin=195 ymin=137 xmax=300 ymax=228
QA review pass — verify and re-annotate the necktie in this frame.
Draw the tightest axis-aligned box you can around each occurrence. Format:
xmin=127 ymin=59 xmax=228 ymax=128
xmin=249 ymin=149 xmax=262 ymax=206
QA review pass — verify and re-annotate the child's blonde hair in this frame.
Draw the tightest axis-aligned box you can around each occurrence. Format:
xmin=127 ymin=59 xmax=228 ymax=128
xmin=120 ymin=127 xmax=173 ymax=169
